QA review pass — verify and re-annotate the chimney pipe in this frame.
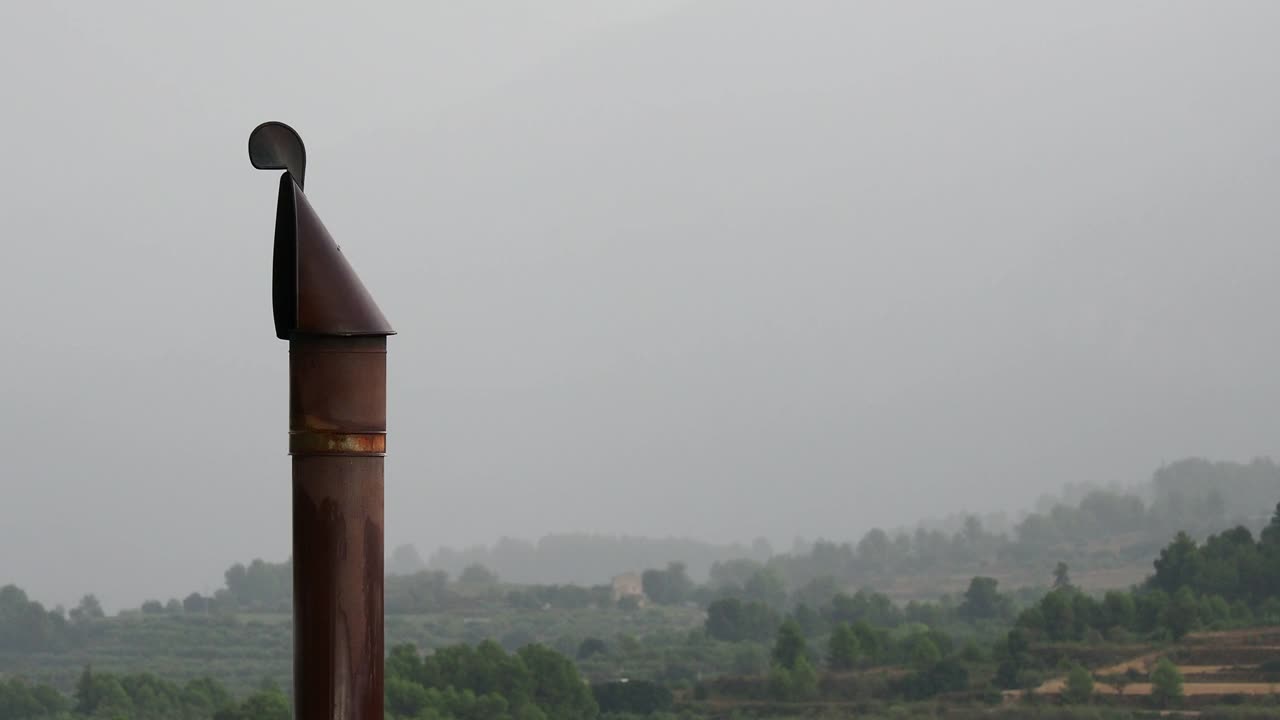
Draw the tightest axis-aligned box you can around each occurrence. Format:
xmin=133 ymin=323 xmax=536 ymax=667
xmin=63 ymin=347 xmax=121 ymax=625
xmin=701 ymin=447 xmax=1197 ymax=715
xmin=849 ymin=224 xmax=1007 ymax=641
xmin=249 ymin=122 xmax=392 ymax=720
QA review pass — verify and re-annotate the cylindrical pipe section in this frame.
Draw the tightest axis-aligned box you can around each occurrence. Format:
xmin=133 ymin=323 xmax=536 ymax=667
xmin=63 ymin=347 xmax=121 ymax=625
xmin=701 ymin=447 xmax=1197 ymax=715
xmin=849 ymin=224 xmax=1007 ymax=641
xmin=290 ymin=336 xmax=385 ymax=720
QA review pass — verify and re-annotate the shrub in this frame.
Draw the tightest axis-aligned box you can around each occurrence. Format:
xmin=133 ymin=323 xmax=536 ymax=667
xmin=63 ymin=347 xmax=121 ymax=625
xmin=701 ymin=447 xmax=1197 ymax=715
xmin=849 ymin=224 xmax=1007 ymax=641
xmin=1150 ymin=657 xmax=1183 ymax=708
xmin=1062 ymin=663 xmax=1094 ymax=705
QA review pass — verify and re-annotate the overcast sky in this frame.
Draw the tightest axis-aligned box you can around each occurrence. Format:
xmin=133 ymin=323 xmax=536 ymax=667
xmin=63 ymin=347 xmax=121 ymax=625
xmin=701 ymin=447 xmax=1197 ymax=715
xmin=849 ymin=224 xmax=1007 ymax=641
xmin=4 ymin=1 xmax=1280 ymax=610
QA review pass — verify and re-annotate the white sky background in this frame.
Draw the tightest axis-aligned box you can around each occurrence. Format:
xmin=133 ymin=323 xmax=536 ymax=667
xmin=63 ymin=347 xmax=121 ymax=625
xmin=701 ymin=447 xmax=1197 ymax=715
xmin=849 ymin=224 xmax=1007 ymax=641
xmin=3 ymin=1 xmax=1280 ymax=609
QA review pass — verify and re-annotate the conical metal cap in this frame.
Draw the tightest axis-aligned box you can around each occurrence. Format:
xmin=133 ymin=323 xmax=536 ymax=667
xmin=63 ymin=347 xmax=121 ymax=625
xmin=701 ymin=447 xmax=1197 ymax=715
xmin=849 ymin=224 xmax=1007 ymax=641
xmin=272 ymin=173 xmax=394 ymax=339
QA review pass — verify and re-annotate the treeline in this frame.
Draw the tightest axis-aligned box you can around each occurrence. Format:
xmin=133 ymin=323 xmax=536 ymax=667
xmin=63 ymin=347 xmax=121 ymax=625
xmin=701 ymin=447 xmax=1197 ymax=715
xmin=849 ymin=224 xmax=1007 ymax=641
xmin=376 ymin=469 xmax=1271 ymax=615
xmin=130 ymin=457 xmax=1276 ymax=618
xmin=0 ymin=668 xmax=287 ymax=720
xmin=425 ymin=534 xmax=772 ymax=586
xmin=713 ymin=457 xmax=1276 ymax=596
xmin=672 ymin=510 xmax=1280 ymax=705
xmin=119 ymin=560 xmax=294 ymax=618
xmin=628 ymin=579 xmax=1002 ymax=706
xmin=0 ymin=588 xmax=103 ymax=653
xmin=993 ymin=503 xmax=1280 ymax=689
xmin=386 ymin=567 xmax=618 ymax=614
xmin=390 ymin=557 xmax=1018 ymax=617
xmin=680 ymin=524 xmax=1280 ymax=710
xmin=1148 ymin=505 xmax=1280 ymax=607
xmin=23 ymin=458 xmax=1268 ymax=623
xmin=408 ymin=457 xmax=1280 ymax=596
xmin=385 ymin=641 xmax=596 ymax=720
xmin=549 ymin=508 xmax=1280 ymax=709
xmin=9 ymin=511 xmax=1280 ymax=717
xmin=1150 ymin=457 xmax=1279 ymax=523
xmin=756 ymin=618 xmax=970 ymax=703
xmin=704 ymin=574 xmax=1016 ymax=649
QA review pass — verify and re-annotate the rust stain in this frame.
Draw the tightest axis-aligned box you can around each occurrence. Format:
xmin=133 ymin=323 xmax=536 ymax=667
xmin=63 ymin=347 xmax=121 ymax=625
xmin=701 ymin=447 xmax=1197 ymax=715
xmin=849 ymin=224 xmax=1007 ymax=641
xmin=290 ymin=431 xmax=386 ymax=456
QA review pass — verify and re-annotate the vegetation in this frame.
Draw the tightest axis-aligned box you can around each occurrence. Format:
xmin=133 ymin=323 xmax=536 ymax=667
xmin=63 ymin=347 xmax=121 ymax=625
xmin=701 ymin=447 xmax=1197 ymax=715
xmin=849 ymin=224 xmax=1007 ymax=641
xmin=1062 ymin=662 xmax=1094 ymax=704
xmin=5 ymin=459 xmax=1280 ymax=718
xmin=385 ymin=641 xmax=596 ymax=720
xmin=1150 ymin=657 xmax=1184 ymax=708
xmin=0 ymin=668 xmax=286 ymax=720
xmin=428 ymin=535 xmax=771 ymax=586
xmin=826 ymin=622 xmax=859 ymax=670
xmin=395 ymin=458 xmax=1280 ymax=602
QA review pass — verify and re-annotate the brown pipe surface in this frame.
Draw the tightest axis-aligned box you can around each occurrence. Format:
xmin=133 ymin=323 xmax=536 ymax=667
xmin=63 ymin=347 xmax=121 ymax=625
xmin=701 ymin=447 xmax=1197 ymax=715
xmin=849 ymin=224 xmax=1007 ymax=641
xmin=290 ymin=336 xmax=385 ymax=720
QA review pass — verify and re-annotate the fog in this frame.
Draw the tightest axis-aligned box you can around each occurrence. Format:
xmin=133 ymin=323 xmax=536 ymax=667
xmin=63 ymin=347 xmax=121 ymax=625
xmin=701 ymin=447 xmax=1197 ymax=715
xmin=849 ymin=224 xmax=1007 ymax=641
xmin=3 ymin=1 xmax=1280 ymax=610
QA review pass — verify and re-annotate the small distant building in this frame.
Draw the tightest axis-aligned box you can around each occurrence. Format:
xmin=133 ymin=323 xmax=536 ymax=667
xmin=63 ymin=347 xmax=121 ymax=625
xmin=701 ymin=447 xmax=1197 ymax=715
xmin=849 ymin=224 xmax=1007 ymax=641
xmin=611 ymin=572 xmax=646 ymax=605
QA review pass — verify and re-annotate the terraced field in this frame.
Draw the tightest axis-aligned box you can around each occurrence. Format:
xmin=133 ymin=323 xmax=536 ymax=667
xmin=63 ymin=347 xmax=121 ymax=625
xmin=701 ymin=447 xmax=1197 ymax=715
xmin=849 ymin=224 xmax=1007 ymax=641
xmin=1030 ymin=628 xmax=1280 ymax=704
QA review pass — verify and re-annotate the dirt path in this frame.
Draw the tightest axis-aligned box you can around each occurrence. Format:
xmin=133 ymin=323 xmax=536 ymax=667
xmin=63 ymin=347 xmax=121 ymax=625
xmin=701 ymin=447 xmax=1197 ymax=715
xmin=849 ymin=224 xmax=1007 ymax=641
xmin=1122 ymin=682 xmax=1280 ymax=696
xmin=1031 ymin=651 xmax=1161 ymax=695
xmin=1095 ymin=651 xmax=1162 ymax=676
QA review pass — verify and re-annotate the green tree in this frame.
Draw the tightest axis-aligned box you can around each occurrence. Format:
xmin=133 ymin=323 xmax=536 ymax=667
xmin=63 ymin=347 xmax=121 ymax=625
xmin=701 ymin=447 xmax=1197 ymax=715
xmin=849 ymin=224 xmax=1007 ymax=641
xmin=904 ymin=658 xmax=969 ymax=700
xmin=74 ymin=665 xmax=96 ymax=714
xmin=959 ymin=576 xmax=1005 ymax=620
xmin=218 ymin=686 xmax=290 ymax=720
xmin=121 ymin=673 xmax=183 ymax=720
xmin=641 ymin=562 xmax=693 ymax=605
xmin=0 ymin=585 xmax=67 ymax=653
xmin=826 ymin=622 xmax=860 ymax=670
xmin=743 ymin=567 xmax=788 ymax=609
xmin=575 ymin=637 xmax=607 ymax=660
xmin=180 ymin=677 xmax=233 ymax=717
xmin=1103 ymin=590 xmax=1136 ymax=629
xmin=1039 ymin=589 xmax=1076 ymax=642
xmin=827 ymin=589 xmax=902 ymax=628
xmin=850 ymin=620 xmax=883 ymax=662
xmin=385 ymin=571 xmax=453 ymax=613
xmin=791 ymin=575 xmax=841 ymax=610
xmin=69 ymin=594 xmax=104 ymax=623
xmin=768 ymin=655 xmax=818 ymax=701
xmin=223 ymin=559 xmax=292 ymax=611
xmin=705 ymin=598 xmax=779 ymax=642
xmin=0 ymin=679 xmax=47 ymax=720
xmin=771 ymin=620 xmax=806 ymax=670
xmin=789 ymin=655 xmax=819 ymax=699
xmin=1162 ymin=587 xmax=1200 ymax=639
xmin=1062 ymin=663 xmax=1094 ymax=704
xmin=182 ymin=593 xmax=208 ymax=614
xmin=76 ymin=671 xmax=133 ymax=718
xmin=458 ymin=563 xmax=499 ymax=587
xmin=1151 ymin=532 xmax=1202 ymax=594
xmin=1136 ymin=589 xmax=1170 ymax=633
xmin=857 ymin=528 xmax=892 ymax=573
xmin=385 ymin=676 xmax=431 ymax=719
xmin=910 ymin=635 xmax=941 ymax=671
xmin=792 ymin=602 xmax=824 ymax=636
xmin=1053 ymin=561 xmax=1072 ymax=590
xmin=518 ymin=644 xmax=597 ymax=720
xmin=767 ymin=663 xmax=793 ymax=701
xmin=1262 ymin=502 xmax=1280 ymax=547
xmin=31 ymin=682 xmax=67 ymax=716
xmin=732 ymin=644 xmax=768 ymax=675
xmin=1150 ymin=657 xmax=1183 ymax=708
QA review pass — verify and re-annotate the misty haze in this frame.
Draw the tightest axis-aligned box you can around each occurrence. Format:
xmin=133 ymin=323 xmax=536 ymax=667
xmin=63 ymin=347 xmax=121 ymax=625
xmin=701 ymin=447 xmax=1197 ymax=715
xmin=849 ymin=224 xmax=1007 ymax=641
xmin=3 ymin=3 xmax=1280 ymax=719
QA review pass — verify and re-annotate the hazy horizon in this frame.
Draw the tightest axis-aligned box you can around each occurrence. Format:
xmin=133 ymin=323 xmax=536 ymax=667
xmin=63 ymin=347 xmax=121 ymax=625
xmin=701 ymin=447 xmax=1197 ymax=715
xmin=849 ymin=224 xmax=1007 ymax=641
xmin=5 ymin=1 xmax=1280 ymax=611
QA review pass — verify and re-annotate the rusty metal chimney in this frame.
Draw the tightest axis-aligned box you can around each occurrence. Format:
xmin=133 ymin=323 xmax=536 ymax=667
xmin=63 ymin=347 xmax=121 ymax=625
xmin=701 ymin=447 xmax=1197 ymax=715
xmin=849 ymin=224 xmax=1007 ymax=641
xmin=249 ymin=121 xmax=392 ymax=720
